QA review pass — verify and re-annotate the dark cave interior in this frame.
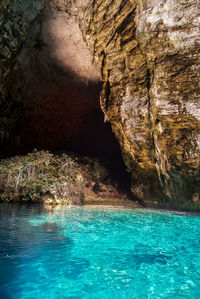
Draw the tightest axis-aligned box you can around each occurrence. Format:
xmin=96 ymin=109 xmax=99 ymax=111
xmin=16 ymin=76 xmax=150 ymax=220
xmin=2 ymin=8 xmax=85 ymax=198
xmin=16 ymin=71 xmax=131 ymax=192
xmin=2 ymin=13 xmax=131 ymax=193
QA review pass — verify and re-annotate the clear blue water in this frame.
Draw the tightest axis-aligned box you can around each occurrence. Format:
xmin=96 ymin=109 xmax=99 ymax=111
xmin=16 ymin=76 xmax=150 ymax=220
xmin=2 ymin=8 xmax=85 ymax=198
xmin=0 ymin=205 xmax=200 ymax=298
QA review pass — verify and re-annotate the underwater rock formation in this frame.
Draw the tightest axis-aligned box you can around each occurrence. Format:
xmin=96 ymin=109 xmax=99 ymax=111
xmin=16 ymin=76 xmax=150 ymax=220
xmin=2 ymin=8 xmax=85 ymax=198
xmin=0 ymin=0 xmax=200 ymax=208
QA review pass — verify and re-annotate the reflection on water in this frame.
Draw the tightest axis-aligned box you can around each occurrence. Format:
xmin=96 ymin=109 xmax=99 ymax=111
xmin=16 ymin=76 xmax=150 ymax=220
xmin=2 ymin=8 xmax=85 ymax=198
xmin=0 ymin=203 xmax=200 ymax=298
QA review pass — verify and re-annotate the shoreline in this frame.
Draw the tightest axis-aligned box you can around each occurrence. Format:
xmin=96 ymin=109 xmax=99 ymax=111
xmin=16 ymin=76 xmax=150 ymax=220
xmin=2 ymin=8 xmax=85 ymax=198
xmin=1 ymin=199 xmax=200 ymax=216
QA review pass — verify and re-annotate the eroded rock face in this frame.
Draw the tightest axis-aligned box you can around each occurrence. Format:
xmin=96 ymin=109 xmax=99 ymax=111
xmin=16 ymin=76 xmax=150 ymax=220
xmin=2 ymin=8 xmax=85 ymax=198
xmin=74 ymin=0 xmax=200 ymax=207
xmin=0 ymin=0 xmax=200 ymax=208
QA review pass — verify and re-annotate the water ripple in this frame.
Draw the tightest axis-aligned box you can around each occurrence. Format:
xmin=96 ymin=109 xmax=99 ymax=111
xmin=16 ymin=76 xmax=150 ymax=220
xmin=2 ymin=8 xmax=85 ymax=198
xmin=0 ymin=205 xmax=200 ymax=298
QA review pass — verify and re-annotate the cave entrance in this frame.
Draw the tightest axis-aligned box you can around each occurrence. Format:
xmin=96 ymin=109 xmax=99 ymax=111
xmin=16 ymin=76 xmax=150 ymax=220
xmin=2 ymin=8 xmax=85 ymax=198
xmin=12 ymin=9 xmax=130 ymax=192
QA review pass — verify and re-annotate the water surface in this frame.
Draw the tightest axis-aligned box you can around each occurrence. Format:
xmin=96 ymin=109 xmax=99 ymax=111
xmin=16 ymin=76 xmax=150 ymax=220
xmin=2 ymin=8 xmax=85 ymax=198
xmin=0 ymin=204 xmax=200 ymax=298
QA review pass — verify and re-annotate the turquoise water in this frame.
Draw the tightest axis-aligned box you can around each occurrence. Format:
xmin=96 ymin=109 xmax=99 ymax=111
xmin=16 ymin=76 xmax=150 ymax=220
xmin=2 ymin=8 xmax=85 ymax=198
xmin=0 ymin=205 xmax=200 ymax=298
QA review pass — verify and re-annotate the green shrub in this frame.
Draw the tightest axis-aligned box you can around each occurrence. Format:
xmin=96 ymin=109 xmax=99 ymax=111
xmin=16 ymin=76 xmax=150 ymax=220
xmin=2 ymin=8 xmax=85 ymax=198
xmin=0 ymin=150 xmax=85 ymax=204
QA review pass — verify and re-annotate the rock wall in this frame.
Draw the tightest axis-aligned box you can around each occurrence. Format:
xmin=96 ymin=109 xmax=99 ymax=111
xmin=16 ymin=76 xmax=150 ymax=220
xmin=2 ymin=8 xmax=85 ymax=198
xmin=0 ymin=0 xmax=46 ymax=154
xmin=0 ymin=0 xmax=200 ymax=208
xmin=74 ymin=0 xmax=200 ymax=207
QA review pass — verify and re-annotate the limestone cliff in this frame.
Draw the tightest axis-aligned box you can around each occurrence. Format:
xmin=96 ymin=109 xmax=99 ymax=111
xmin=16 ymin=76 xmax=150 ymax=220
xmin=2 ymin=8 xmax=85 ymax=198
xmin=73 ymin=0 xmax=200 ymax=208
xmin=0 ymin=0 xmax=200 ymax=209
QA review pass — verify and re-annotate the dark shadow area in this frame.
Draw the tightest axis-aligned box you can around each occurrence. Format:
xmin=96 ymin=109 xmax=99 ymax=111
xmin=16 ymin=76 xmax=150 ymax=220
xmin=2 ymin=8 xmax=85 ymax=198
xmin=1 ymin=12 xmax=131 ymax=194
xmin=16 ymin=76 xmax=131 ymax=193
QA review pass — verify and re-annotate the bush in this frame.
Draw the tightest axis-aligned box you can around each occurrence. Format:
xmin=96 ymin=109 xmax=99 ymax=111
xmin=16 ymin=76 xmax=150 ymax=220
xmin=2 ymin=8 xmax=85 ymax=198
xmin=0 ymin=150 xmax=85 ymax=204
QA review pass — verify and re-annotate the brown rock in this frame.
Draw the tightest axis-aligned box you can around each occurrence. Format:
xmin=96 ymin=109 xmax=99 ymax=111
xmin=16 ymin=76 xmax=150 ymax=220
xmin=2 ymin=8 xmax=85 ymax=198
xmin=76 ymin=0 xmax=200 ymax=207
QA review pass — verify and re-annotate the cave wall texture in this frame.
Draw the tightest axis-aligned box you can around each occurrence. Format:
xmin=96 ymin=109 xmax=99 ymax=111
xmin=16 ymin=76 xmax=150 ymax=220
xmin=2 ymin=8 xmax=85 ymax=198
xmin=0 ymin=0 xmax=46 ymax=153
xmin=0 ymin=0 xmax=200 ymax=207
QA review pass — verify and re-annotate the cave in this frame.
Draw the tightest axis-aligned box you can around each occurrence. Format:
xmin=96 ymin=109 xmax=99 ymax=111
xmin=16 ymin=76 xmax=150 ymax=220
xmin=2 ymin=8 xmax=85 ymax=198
xmin=1 ymin=0 xmax=200 ymax=209
xmin=3 ymin=8 xmax=130 ymax=192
